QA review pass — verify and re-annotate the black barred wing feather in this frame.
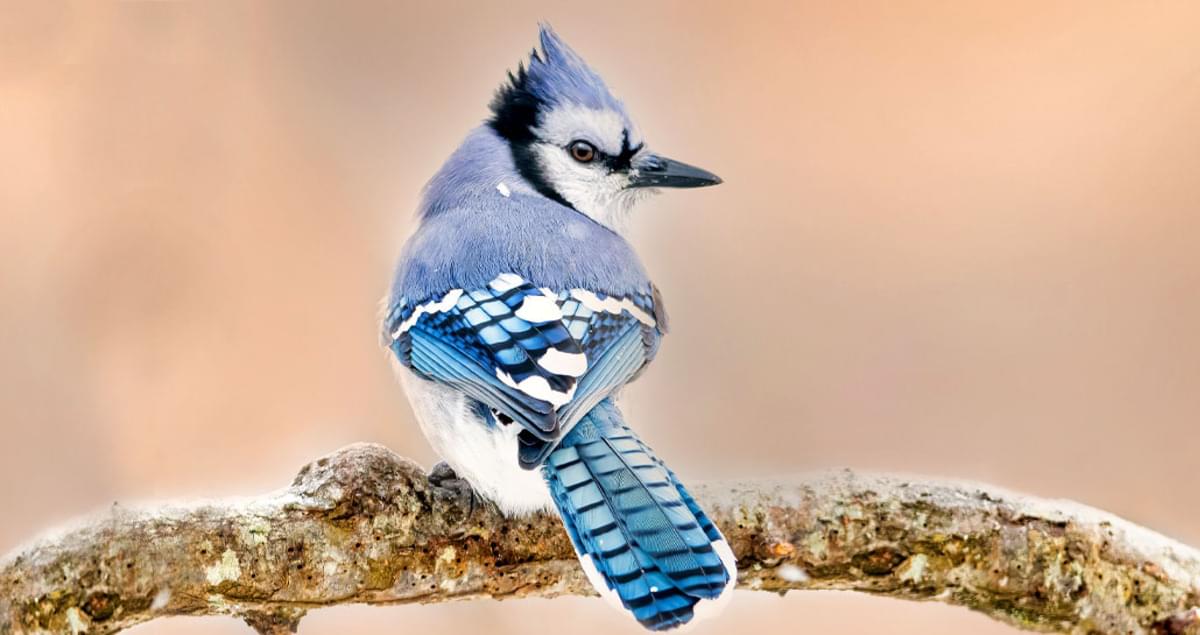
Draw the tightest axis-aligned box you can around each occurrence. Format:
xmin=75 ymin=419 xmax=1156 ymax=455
xmin=517 ymin=288 xmax=663 ymax=467
xmin=386 ymin=274 xmax=666 ymax=466
xmin=389 ymin=273 xmax=585 ymax=439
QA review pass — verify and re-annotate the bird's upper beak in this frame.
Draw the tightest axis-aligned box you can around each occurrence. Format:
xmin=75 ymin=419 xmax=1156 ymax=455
xmin=627 ymin=154 xmax=722 ymax=189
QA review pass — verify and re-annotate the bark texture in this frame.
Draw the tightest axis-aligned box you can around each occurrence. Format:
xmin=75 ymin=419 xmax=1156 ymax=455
xmin=2 ymin=443 xmax=1198 ymax=635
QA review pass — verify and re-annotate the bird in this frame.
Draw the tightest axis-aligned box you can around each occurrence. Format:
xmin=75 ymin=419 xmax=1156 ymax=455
xmin=382 ymin=25 xmax=736 ymax=630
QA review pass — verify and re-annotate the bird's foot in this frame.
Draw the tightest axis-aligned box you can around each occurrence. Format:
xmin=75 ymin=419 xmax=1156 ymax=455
xmin=428 ymin=461 xmax=479 ymax=519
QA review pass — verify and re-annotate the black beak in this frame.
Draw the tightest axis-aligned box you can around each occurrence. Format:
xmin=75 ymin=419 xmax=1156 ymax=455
xmin=627 ymin=154 xmax=722 ymax=189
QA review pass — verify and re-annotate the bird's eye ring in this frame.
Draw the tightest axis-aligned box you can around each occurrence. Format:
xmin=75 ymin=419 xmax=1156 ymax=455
xmin=568 ymin=140 xmax=597 ymax=163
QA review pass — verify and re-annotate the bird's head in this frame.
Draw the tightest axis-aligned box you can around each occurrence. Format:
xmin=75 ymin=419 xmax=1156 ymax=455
xmin=488 ymin=25 xmax=721 ymax=232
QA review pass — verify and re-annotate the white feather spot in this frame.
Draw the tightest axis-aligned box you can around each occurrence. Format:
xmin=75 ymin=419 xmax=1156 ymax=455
xmin=496 ymin=182 xmax=511 ymax=197
xmin=569 ymin=289 xmax=655 ymax=326
xmin=514 ymin=294 xmax=563 ymax=322
xmin=496 ymin=369 xmax=575 ymax=407
xmin=488 ymin=273 xmax=524 ymax=293
xmin=391 ymin=288 xmax=464 ymax=338
xmin=537 ymin=349 xmax=588 ymax=377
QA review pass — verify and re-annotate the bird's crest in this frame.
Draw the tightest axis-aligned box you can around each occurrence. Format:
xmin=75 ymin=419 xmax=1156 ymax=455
xmin=489 ymin=24 xmax=627 ymax=142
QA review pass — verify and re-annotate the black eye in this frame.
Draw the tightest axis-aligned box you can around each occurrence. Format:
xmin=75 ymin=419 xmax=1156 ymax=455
xmin=568 ymin=140 xmax=597 ymax=163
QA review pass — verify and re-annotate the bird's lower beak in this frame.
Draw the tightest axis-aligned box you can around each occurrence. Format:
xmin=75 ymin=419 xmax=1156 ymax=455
xmin=627 ymin=155 xmax=722 ymax=189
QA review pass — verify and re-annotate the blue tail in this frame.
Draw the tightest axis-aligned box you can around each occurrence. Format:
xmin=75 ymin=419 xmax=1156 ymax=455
xmin=542 ymin=399 xmax=736 ymax=631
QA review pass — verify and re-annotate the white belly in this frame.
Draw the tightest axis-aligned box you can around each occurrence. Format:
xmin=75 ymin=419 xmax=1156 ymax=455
xmin=400 ymin=369 xmax=553 ymax=515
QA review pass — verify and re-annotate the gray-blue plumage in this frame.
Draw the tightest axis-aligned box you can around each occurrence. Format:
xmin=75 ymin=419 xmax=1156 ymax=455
xmin=384 ymin=24 xmax=734 ymax=631
xmin=515 ymin=26 xmax=628 ymax=115
xmin=390 ymin=126 xmax=653 ymax=304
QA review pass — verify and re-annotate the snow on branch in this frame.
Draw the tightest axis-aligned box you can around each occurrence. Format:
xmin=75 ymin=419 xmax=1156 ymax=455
xmin=2 ymin=443 xmax=1198 ymax=634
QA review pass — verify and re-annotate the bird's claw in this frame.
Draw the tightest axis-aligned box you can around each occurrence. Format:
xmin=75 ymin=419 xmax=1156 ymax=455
xmin=428 ymin=461 xmax=479 ymax=518
xmin=428 ymin=461 xmax=459 ymax=485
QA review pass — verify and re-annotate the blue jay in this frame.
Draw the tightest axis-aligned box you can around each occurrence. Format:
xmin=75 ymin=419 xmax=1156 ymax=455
xmin=383 ymin=25 xmax=735 ymax=630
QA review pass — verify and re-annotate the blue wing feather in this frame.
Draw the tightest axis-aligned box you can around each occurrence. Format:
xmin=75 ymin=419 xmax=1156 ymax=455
xmin=387 ymin=274 xmax=665 ymax=465
xmin=520 ymin=322 xmax=648 ymax=467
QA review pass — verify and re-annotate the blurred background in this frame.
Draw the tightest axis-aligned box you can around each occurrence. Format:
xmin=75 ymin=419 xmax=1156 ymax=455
xmin=2 ymin=2 xmax=1199 ymax=633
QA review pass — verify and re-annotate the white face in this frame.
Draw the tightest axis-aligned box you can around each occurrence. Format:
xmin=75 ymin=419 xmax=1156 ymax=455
xmin=530 ymin=104 xmax=656 ymax=233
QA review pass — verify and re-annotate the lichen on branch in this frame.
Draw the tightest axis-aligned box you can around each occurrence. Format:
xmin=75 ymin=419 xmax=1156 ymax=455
xmin=2 ymin=443 xmax=1198 ymax=634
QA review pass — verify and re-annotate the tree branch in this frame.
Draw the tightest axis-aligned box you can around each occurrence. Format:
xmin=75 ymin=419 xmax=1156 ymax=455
xmin=2 ymin=443 xmax=1198 ymax=635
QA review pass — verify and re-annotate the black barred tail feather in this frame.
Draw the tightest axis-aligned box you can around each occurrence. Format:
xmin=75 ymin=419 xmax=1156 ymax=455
xmin=542 ymin=399 xmax=737 ymax=630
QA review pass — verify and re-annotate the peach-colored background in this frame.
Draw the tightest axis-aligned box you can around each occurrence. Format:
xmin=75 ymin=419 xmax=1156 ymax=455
xmin=2 ymin=2 xmax=1198 ymax=634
